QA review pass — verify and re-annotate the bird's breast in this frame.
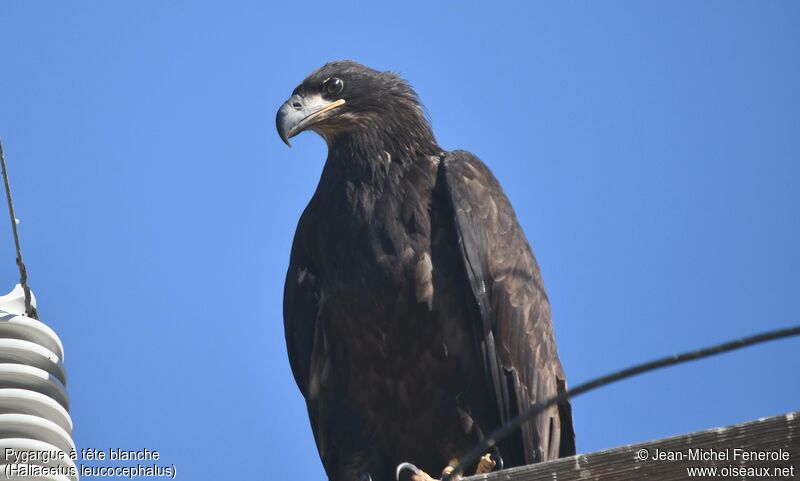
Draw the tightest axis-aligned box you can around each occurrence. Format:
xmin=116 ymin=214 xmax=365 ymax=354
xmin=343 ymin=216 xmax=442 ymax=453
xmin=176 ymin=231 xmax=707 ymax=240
xmin=303 ymin=176 xmax=482 ymax=468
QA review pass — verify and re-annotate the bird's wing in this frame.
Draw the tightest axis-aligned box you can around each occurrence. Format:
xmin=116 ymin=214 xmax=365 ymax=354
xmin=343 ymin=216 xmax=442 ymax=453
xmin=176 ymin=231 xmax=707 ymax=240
xmin=284 ymin=217 xmax=389 ymax=481
xmin=283 ymin=228 xmax=329 ymax=460
xmin=440 ymin=150 xmax=575 ymax=465
xmin=284 ymin=237 xmax=321 ymax=394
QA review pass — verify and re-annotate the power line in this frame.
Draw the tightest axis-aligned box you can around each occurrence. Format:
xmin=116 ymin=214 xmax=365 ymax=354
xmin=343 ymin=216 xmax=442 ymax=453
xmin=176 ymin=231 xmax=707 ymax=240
xmin=0 ymin=139 xmax=37 ymax=319
xmin=442 ymin=324 xmax=800 ymax=480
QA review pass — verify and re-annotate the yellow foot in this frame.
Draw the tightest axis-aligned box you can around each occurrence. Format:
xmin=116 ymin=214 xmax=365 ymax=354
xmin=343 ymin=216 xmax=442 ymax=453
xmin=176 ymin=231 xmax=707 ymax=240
xmin=413 ymin=470 xmax=438 ymax=481
xmin=396 ymin=453 xmax=495 ymax=481
xmin=442 ymin=465 xmax=462 ymax=481
xmin=474 ymin=453 xmax=496 ymax=475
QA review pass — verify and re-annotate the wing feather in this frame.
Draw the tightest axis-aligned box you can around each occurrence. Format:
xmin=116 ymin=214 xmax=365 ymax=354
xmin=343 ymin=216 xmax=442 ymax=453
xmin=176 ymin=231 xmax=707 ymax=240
xmin=441 ymin=150 xmax=575 ymax=464
xmin=284 ymin=225 xmax=335 ymax=467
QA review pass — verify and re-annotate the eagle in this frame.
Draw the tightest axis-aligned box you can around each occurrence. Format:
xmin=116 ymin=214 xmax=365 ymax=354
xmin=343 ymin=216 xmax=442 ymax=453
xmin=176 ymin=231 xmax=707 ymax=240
xmin=276 ymin=61 xmax=575 ymax=481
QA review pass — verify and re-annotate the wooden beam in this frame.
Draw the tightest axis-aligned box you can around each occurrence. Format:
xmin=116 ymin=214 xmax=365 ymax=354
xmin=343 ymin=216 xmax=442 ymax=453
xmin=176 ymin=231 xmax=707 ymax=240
xmin=465 ymin=411 xmax=799 ymax=480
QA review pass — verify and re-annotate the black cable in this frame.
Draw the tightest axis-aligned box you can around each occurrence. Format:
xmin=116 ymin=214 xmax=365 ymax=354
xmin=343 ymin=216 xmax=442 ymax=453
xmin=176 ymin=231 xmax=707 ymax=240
xmin=443 ymin=324 xmax=800 ymax=480
xmin=0 ymin=139 xmax=37 ymax=319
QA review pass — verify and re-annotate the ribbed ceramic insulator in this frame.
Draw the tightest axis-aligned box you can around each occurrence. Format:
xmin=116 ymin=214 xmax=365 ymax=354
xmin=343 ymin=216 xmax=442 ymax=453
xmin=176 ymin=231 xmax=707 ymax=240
xmin=0 ymin=285 xmax=77 ymax=481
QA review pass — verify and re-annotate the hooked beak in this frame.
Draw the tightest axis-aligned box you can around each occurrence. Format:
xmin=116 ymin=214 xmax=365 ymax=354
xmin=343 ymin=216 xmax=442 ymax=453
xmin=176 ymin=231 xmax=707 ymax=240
xmin=276 ymin=94 xmax=346 ymax=146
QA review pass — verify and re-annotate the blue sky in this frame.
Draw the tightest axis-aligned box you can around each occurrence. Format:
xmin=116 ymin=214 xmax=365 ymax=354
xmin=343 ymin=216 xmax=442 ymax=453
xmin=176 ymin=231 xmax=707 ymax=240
xmin=1 ymin=2 xmax=798 ymax=480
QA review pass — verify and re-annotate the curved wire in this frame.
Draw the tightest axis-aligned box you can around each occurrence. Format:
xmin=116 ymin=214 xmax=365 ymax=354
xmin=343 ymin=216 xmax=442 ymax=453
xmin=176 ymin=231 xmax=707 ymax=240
xmin=443 ymin=324 xmax=800 ymax=480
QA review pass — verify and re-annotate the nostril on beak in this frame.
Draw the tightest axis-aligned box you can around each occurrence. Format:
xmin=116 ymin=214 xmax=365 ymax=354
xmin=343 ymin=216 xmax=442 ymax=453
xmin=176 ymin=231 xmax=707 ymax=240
xmin=292 ymin=101 xmax=302 ymax=109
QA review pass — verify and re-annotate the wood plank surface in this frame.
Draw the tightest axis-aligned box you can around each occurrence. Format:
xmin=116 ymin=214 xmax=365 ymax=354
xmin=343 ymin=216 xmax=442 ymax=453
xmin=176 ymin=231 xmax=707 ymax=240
xmin=465 ymin=411 xmax=799 ymax=480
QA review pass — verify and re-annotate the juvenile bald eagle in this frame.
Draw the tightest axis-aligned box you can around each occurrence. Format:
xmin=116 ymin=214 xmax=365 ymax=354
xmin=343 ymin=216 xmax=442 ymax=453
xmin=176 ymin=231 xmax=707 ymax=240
xmin=277 ymin=61 xmax=574 ymax=481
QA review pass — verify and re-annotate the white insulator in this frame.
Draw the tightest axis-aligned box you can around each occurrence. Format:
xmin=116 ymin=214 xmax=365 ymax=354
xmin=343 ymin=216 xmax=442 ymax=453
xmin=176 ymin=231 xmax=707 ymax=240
xmin=0 ymin=340 xmax=65 ymax=384
xmin=0 ymin=438 xmax=77 ymax=480
xmin=0 ymin=389 xmax=72 ymax=434
xmin=0 ymin=285 xmax=77 ymax=481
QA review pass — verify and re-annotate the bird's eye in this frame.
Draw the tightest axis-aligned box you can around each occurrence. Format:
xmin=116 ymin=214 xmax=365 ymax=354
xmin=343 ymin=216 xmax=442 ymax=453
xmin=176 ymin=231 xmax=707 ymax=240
xmin=324 ymin=77 xmax=344 ymax=95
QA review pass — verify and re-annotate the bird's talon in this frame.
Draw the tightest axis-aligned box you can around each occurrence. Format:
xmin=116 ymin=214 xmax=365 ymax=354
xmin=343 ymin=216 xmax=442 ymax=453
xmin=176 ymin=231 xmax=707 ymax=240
xmin=474 ymin=453 xmax=496 ymax=474
xmin=490 ymin=452 xmax=504 ymax=471
xmin=442 ymin=464 xmax=462 ymax=480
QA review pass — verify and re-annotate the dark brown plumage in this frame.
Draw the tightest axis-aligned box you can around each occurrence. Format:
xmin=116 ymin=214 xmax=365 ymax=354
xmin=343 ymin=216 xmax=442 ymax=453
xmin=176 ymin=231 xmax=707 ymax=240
xmin=277 ymin=61 xmax=574 ymax=481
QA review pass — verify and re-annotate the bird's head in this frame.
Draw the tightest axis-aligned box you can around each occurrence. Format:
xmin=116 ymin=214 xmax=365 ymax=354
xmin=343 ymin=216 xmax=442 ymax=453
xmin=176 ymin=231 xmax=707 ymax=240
xmin=276 ymin=60 xmax=438 ymax=154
